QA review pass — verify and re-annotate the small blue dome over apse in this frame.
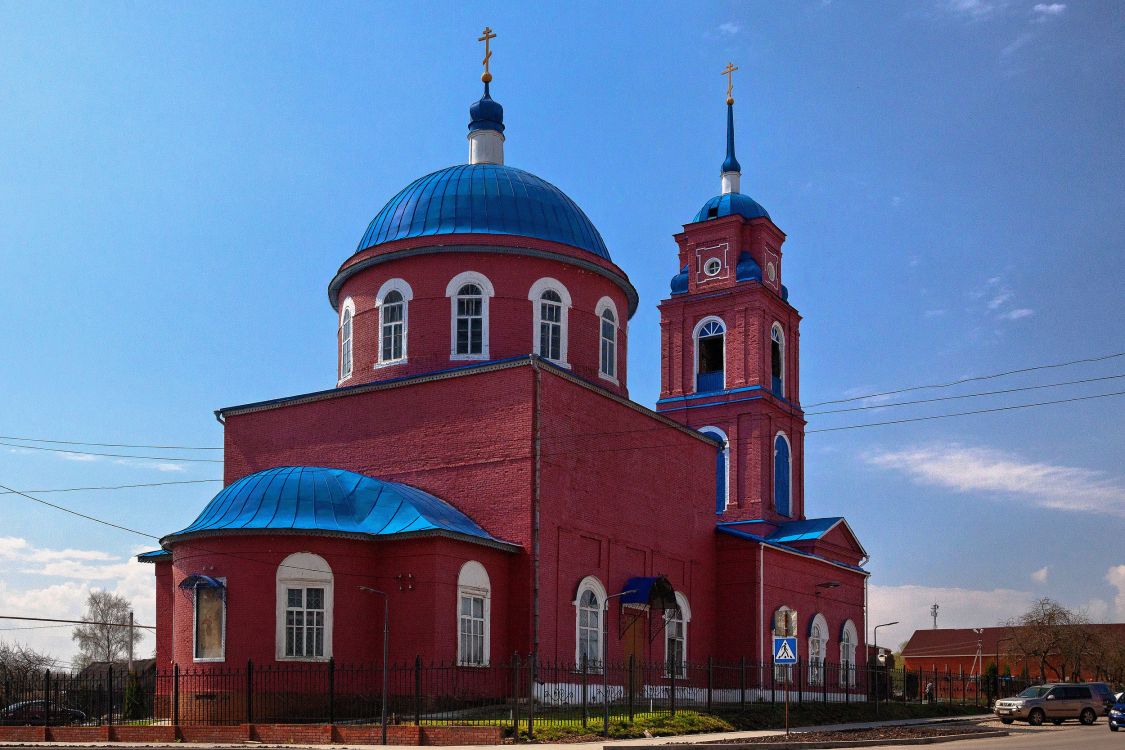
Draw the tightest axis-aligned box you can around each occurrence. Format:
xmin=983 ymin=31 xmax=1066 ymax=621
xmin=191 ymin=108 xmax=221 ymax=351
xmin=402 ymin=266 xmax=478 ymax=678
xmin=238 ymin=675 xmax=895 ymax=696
xmin=162 ymin=466 xmax=506 ymax=546
xmin=693 ymin=192 xmax=771 ymax=223
xmin=355 ymin=164 xmax=612 ymax=260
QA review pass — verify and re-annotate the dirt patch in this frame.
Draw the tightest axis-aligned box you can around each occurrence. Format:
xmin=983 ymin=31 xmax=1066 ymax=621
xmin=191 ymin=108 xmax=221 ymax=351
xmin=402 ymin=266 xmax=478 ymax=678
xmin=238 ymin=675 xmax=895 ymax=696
xmin=705 ymin=723 xmax=996 ymax=744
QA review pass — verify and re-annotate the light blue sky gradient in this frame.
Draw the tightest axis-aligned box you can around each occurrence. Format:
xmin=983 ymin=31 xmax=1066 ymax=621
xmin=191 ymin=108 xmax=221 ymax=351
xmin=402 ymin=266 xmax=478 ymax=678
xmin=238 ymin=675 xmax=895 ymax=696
xmin=0 ymin=1 xmax=1122 ymax=659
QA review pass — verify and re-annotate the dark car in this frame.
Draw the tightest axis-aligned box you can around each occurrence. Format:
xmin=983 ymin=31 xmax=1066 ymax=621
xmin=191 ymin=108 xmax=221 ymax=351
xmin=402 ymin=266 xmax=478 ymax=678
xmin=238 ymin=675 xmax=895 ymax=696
xmin=1110 ymin=700 xmax=1125 ymax=732
xmin=1089 ymin=682 xmax=1116 ymax=714
xmin=0 ymin=700 xmax=86 ymax=726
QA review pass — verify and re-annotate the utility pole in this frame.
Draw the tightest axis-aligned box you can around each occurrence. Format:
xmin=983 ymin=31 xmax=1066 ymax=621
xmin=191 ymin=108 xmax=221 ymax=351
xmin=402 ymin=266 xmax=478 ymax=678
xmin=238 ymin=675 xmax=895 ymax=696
xmin=930 ymin=603 xmax=939 ymax=630
xmin=128 ymin=611 xmax=134 ymax=673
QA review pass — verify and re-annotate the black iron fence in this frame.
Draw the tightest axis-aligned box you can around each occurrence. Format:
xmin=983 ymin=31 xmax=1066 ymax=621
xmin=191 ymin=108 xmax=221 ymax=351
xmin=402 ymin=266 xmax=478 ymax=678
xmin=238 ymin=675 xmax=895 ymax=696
xmin=1 ymin=658 xmax=1037 ymax=733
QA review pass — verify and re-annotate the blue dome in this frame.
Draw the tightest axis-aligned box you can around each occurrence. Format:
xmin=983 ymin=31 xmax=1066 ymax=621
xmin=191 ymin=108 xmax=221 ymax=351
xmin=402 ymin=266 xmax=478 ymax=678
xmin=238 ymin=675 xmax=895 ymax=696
xmin=163 ymin=466 xmax=506 ymax=547
xmin=469 ymin=83 xmax=504 ymax=133
xmin=356 ymin=164 xmax=611 ymax=260
xmin=693 ymin=193 xmax=770 ymax=223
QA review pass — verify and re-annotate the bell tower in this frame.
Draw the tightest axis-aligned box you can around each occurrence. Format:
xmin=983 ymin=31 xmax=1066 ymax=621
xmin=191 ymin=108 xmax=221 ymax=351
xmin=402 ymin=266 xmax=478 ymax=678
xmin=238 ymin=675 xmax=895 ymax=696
xmin=656 ymin=68 xmax=806 ymax=524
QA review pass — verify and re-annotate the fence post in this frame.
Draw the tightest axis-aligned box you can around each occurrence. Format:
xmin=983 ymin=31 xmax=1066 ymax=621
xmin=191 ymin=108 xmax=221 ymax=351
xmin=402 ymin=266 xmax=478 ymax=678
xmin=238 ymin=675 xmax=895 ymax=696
xmin=328 ymin=658 xmax=335 ymax=726
xmin=706 ymin=656 xmax=713 ymax=715
xmin=797 ymin=658 xmax=804 ymax=705
xmin=43 ymin=669 xmax=51 ymax=728
xmin=413 ymin=656 xmax=421 ymax=726
xmin=581 ymin=656 xmax=588 ymax=729
xmin=106 ymin=665 xmax=113 ymax=726
xmin=627 ymin=654 xmax=635 ymax=723
xmin=669 ymin=658 xmax=676 ymax=717
xmin=527 ymin=652 xmax=536 ymax=741
xmin=844 ymin=663 xmax=849 ymax=705
xmin=243 ymin=659 xmax=252 ymax=725
xmin=172 ymin=664 xmax=180 ymax=726
xmin=513 ymin=653 xmax=521 ymax=743
xmin=739 ymin=657 xmax=746 ymax=712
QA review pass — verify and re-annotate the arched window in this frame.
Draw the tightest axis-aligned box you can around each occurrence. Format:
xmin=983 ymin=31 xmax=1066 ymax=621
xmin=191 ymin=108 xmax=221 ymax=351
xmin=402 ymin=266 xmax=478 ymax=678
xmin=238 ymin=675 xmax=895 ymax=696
xmin=808 ymin=613 xmax=828 ymax=686
xmin=529 ymin=278 xmax=571 ymax=366
xmin=447 ymin=272 xmax=494 ymax=360
xmin=840 ymin=620 xmax=858 ymax=687
xmin=276 ymin=553 xmax=333 ymax=660
xmin=596 ymin=297 xmax=619 ymax=382
xmin=457 ymin=561 xmax=491 ymax=666
xmin=664 ymin=592 xmax=691 ymax=677
xmin=694 ymin=317 xmax=726 ymax=393
xmin=699 ymin=427 xmax=729 ymax=513
xmin=772 ymin=605 xmax=796 ymax=683
xmin=376 ymin=279 xmax=412 ymax=366
xmin=771 ymin=324 xmax=785 ymax=397
xmin=574 ymin=576 xmax=606 ymax=671
xmin=774 ymin=433 xmax=792 ymax=517
xmin=339 ymin=299 xmax=355 ymax=381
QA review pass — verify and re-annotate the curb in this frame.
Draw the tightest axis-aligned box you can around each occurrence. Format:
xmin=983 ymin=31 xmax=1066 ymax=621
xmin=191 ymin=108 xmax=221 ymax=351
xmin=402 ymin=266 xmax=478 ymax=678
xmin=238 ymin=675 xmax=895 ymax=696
xmin=610 ymin=730 xmax=1008 ymax=750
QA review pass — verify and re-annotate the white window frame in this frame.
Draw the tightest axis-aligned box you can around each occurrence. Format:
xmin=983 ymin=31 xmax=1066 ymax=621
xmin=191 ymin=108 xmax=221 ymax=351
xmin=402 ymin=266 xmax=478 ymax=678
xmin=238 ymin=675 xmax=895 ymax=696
xmin=192 ymin=578 xmax=227 ymax=663
xmin=446 ymin=272 xmax=495 ymax=360
xmin=457 ymin=561 xmax=491 ymax=667
xmin=692 ymin=316 xmax=727 ymax=392
xmin=698 ymin=426 xmax=730 ymax=511
xmin=808 ymin=613 xmax=828 ymax=686
xmin=528 ymin=278 xmax=571 ymax=367
xmin=595 ymin=296 xmax=619 ymax=384
xmin=338 ymin=298 xmax=355 ymax=383
xmin=663 ymin=592 xmax=691 ymax=678
xmin=840 ymin=619 xmax=858 ymax=687
xmin=771 ymin=323 xmax=785 ymax=396
xmin=574 ymin=575 xmax=607 ymax=672
xmin=774 ymin=431 xmax=793 ymax=517
xmin=376 ymin=279 xmax=413 ymax=367
xmin=276 ymin=552 xmax=334 ymax=661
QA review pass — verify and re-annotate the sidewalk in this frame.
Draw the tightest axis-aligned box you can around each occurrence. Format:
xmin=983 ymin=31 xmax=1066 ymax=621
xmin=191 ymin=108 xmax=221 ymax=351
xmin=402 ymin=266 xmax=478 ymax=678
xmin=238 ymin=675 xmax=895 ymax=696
xmin=0 ymin=714 xmax=995 ymax=750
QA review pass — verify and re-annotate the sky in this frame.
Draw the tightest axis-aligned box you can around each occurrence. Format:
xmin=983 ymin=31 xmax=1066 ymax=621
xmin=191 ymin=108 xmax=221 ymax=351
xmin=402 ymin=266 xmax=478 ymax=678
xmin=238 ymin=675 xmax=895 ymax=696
xmin=0 ymin=1 xmax=1122 ymax=664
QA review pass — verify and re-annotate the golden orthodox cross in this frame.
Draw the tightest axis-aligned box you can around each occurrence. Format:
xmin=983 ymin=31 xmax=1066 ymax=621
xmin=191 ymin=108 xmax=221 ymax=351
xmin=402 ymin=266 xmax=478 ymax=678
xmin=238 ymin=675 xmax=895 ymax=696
xmin=722 ymin=62 xmax=738 ymax=104
xmin=479 ymin=27 xmax=496 ymax=83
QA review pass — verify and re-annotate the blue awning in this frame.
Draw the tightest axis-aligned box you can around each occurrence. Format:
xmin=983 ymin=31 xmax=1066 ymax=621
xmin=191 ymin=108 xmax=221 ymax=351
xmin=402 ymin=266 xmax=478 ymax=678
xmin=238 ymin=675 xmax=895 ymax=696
xmin=179 ymin=574 xmax=225 ymax=590
xmin=619 ymin=576 xmax=678 ymax=610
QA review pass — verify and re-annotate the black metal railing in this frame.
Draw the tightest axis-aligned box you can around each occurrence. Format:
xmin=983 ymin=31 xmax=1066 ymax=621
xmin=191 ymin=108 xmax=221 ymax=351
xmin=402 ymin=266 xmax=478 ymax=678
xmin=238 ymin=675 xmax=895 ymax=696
xmin=1 ymin=658 xmax=1037 ymax=733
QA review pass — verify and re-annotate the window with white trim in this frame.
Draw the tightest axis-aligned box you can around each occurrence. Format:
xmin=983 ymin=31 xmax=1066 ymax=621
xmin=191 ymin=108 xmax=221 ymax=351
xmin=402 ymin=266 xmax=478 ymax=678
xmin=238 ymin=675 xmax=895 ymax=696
xmin=808 ymin=614 xmax=828 ymax=686
xmin=574 ymin=576 xmax=606 ymax=671
xmin=380 ymin=291 xmax=405 ymax=363
xmin=663 ymin=592 xmax=691 ymax=677
xmin=529 ymin=278 xmax=571 ymax=366
xmin=774 ymin=433 xmax=792 ymax=517
xmin=276 ymin=553 xmax=333 ymax=660
xmin=455 ymin=284 xmax=484 ymax=356
xmin=193 ymin=580 xmax=226 ymax=662
xmin=339 ymin=300 xmax=354 ymax=380
xmin=771 ymin=324 xmax=785 ymax=397
xmin=457 ymin=561 xmax=491 ymax=666
xmin=694 ymin=317 xmax=726 ymax=393
xmin=600 ymin=309 xmax=617 ymax=379
xmin=839 ymin=620 xmax=858 ymax=687
xmin=699 ymin=427 xmax=729 ymax=513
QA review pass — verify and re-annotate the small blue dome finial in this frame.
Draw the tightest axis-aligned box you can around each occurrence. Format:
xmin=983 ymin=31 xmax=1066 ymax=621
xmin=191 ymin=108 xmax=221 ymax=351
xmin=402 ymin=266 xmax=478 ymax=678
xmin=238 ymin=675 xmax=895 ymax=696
xmin=722 ymin=101 xmax=741 ymax=175
xmin=719 ymin=62 xmax=742 ymax=194
xmin=468 ymin=81 xmax=505 ymax=134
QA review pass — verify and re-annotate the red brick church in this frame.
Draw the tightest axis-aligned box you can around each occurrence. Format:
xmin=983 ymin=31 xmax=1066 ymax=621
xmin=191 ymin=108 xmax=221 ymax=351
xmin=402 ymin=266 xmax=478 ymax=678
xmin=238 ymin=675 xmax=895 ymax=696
xmin=141 ymin=49 xmax=870 ymax=691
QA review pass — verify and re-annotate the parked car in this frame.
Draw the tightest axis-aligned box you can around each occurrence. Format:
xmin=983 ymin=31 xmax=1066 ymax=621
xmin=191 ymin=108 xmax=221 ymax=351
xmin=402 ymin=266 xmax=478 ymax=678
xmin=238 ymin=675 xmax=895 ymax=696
xmin=1110 ymin=699 xmax=1125 ymax=732
xmin=1088 ymin=682 xmax=1116 ymax=713
xmin=0 ymin=700 xmax=86 ymax=726
xmin=994 ymin=683 xmax=1102 ymax=726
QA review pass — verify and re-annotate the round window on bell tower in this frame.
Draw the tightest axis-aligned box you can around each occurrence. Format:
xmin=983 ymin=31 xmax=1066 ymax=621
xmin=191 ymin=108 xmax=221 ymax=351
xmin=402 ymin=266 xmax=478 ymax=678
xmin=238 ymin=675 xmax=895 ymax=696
xmin=704 ymin=258 xmax=722 ymax=277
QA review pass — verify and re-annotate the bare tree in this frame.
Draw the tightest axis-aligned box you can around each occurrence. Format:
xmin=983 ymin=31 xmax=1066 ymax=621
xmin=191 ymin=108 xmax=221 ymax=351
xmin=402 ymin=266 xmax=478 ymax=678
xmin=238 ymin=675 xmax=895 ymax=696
xmin=71 ymin=591 xmax=141 ymax=668
xmin=0 ymin=643 xmax=55 ymax=679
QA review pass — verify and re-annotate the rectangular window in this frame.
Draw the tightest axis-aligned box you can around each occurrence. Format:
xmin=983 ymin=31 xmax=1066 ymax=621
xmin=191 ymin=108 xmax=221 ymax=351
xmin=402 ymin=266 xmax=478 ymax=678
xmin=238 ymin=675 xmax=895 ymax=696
xmin=285 ymin=586 xmax=325 ymax=658
xmin=539 ymin=302 xmax=562 ymax=360
xmin=665 ymin=617 xmax=685 ymax=677
xmin=194 ymin=585 xmax=225 ymax=661
xmin=577 ymin=608 xmax=600 ymax=669
xmin=456 ymin=298 xmax=483 ymax=355
xmin=459 ymin=594 xmax=486 ymax=666
xmin=600 ymin=319 xmax=616 ymax=378
xmin=381 ymin=303 xmax=404 ymax=362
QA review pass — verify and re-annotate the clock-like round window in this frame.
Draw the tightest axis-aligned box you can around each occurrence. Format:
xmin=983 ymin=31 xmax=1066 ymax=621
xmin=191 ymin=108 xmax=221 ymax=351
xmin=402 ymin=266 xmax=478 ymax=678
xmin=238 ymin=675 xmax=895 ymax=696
xmin=767 ymin=262 xmax=777 ymax=282
xmin=704 ymin=258 xmax=722 ymax=277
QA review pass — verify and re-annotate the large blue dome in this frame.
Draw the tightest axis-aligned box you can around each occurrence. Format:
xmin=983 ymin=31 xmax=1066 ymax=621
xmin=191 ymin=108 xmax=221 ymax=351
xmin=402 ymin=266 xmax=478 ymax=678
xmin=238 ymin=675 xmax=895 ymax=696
xmin=355 ymin=164 xmax=611 ymax=260
xmin=162 ymin=466 xmax=508 ymax=547
xmin=693 ymin=192 xmax=770 ymax=223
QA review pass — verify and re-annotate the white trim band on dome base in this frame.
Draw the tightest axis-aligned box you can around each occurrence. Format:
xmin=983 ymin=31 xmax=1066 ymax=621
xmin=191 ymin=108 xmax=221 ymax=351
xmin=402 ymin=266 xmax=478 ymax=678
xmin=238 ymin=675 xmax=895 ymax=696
xmin=468 ymin=130 xmax=505 ymax=165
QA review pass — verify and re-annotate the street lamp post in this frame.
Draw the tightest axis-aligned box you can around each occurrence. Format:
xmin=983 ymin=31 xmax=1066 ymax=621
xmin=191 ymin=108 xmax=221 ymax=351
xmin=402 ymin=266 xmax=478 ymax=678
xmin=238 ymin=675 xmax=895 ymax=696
xmin=872 ymin=621 xmax=899 ymax=718
xmin=600 ymin=590 xmax=636 ymax=738
xmin=358 ymin=587 xmax=390 ymax=745
xmin=994 ymin=636 xmax=1015 ymax=703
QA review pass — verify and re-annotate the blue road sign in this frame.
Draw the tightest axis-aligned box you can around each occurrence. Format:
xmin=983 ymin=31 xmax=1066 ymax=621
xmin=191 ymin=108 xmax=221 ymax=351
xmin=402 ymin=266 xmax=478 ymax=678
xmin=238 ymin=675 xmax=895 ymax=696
xmin=773 ymin=636 xmax=798 ymax=665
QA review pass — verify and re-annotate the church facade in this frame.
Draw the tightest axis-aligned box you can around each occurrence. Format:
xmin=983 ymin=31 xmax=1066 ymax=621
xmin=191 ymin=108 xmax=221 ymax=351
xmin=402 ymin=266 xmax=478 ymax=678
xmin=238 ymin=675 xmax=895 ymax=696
xmin=141 ymin=47 xmax=870 ymax=689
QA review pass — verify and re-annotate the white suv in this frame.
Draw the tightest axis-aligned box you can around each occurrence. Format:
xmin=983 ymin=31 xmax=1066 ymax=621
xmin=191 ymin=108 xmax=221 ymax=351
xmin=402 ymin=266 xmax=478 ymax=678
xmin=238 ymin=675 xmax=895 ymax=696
xmin=995 ymin=684 xmax=1102 ymax=726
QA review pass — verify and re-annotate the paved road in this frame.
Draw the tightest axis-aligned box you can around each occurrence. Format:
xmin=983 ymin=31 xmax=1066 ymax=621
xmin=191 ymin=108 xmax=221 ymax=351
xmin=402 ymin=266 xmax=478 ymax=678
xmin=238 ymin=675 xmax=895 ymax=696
xmin=845 ymin=721 xmax=1119 ymax=749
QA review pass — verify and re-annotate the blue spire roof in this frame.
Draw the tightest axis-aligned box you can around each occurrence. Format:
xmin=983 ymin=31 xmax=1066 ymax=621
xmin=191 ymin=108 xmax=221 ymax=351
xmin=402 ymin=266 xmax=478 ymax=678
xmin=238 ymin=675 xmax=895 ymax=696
xmin=721 ymin=102 xmax=740 ymax=174
xmin=693 ymin=192 xmax=771 ymax=223
xmin=468 ymin=82 xmax=504 ymax=133
xmin=355 ymin=164 xmax=612 ymax=260
xmin=163 ymin=466 xmax=510 ymax=548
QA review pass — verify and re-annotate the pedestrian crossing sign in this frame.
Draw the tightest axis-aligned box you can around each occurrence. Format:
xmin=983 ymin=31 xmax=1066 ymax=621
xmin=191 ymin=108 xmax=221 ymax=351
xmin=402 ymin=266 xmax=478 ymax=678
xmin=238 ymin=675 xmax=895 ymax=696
xmin=773 ymin=636 xmax=798 ymax=664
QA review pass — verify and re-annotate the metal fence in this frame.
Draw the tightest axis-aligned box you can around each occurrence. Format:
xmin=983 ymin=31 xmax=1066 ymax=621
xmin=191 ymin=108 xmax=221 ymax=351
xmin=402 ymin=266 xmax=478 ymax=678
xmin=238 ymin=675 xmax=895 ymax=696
xmin=2 ymin=658 xmax=1037 ymax=734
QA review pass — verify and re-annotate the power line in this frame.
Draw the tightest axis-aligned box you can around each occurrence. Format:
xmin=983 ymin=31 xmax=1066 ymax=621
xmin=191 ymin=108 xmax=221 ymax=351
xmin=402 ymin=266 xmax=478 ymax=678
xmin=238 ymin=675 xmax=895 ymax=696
xmin=0 ymin=482 xmax=159 ymax=539
xmin=804 ymin=351 xmax=1125 ymax=408
xmin=806 ymin=389 xmax=1125 ymax=434
xmin=0 ymin=479 xmax=222 ymax=495
xmin=0 ymin=435 xmax=221 ymax=451
xmin=804 ymin=373 xmax=1125 ymax=416
xmin=0 ymin=441 xmax=223 ymax=463
xmin=0 ymin=616 xmax=154 ymax=630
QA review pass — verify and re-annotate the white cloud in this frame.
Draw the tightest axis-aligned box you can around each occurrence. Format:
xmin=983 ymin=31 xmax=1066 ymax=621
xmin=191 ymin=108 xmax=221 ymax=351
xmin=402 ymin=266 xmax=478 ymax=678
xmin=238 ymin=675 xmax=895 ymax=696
xmin=998 ymin=308 xmax=1033 ymax=320
xmin=943 ymin=0 xmax=1004 ymax=20
xmin=718 ymin=22 xmax=741 ymax=36
xmin=987 ymin=291 xmax=1014 ymax=310
xmin=868 ymin=582 xmax=1032 ymax=652
xmin=1001 ymin=31 xmax=1036 ymax=57
xmin=864 ymin=443 xmax=1125 ymax=515
xmin=924 ymin=309 xmax=947 ymax=318
xmin=1032 ymin=3 xmax=1066 ymax=16
xmin=1031 ymin=566 xmax=1048 ymax=584
xmin=1106 ymin=565 xmax=1125 ymax=620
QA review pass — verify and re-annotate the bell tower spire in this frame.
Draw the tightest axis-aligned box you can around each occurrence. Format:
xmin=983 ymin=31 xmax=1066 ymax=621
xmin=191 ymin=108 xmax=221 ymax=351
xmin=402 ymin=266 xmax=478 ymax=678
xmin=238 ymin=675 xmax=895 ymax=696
xmin=720 ymin=62 xmax=741 ymax=195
